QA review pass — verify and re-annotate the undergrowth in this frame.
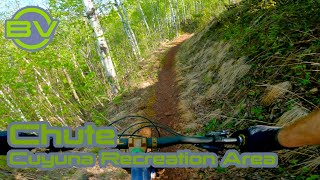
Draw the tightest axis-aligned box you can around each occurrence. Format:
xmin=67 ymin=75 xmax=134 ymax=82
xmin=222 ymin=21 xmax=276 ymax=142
xmin=176 ymin=0 xmax=319 ymax=179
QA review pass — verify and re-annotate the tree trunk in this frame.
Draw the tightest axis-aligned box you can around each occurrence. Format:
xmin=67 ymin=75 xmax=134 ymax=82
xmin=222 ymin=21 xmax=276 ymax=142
xmin=82 ymin=0 xmax=119 ymax=94
xmin=138 ymin=0 xmax=151 ymax=35
xmin=181 ymin=0 xmax=186 ymax=24
xmin=24 ymin=88 xmax=44 ymax=121
xmin=174 ymin=0 xmax=180 ymax=35
xmin=63 ymin=69 xmax=80 ymax=104
xmin=114 ymin=0 xmax=141 ymax=60
xmin=0 ymin=89 xmax=27 ymax=122
xmin=23 ymin=58 xmax=66 ymax=104
xmin=169 ymin=0 xmax=178 ymax=36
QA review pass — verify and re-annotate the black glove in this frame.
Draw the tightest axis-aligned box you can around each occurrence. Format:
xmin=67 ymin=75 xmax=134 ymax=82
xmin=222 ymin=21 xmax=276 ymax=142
xmin=0 ymin=131 xmax=40 ymax=155
xmin=0 ymin=131 xmax=72 ymax=155
xmin=232 ymin=125 xmax=286 ymax=152
xmin=0 ymin=131 xmax=11 ymax=155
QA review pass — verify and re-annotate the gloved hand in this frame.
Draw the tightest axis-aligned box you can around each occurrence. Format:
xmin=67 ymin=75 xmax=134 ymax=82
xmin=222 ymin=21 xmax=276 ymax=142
xmin=232 ymin=125 xmax=286 ymax=152
xmin=0 ymin=131 xmax=11 ymax=155
xmin=0 ymin=131 xmax=40 ymax=155
xmin=0 ymin=131 xmax=73 ymax=155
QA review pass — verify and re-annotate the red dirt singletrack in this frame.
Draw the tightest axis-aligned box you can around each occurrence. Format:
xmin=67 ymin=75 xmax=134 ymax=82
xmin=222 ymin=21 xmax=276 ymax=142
xmin=152 ymin=35 xmax=194 ymax=179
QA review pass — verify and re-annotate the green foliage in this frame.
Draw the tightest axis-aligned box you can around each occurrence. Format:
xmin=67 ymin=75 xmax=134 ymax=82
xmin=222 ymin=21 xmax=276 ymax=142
xmin=215 ymin=166 xmax=228 ymax=173
xmin=289 ymin=159 xmax=299 ymax=165
xmin=251 ymin=106 xmax=264 ymax=120
xmin=300 ymin=72 xmax=311 ymax=86
xmin=0 ymin=0 xmax=223 ymax=128
xmin=203 ymin=73 xmax=212 ymax=84
xmin=112 ymin=95 xmax=123 ymax=105
xmin=184 ymin=128 xmax=192 ymax=133
xmin=188 ymin=0 xmax=320 ymax=176
xmin=306 ymin=175 xmax=320 ymax=180
xmin=211 ymin=0 xmax=320 ymax=94
xmin=277 ymin=165 xmax=286 ymax=173
xmin=294 ymin=167 xmax=320 ymax=180
xmin=204 ymin=118 xmax=218 ymax=132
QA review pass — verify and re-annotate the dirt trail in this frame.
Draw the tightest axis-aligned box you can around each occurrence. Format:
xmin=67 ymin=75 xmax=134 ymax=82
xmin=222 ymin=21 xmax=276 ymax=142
xmin=153 ymin=45 xmax=180 ymax=126
xmin=151 ymin=35 xmax=193 ymax=179
xmin=153 ymin=34 xmax=191 ymax=128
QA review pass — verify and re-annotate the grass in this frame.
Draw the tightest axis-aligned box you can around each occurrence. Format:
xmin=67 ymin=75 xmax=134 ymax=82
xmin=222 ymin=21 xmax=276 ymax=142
xmin=250 ymin=106 xmax=264 ymax=120
xmin=204 ymin=118 xmax=218 ymax=133
xmin=175 ymin=0 xmax=320 ymax=178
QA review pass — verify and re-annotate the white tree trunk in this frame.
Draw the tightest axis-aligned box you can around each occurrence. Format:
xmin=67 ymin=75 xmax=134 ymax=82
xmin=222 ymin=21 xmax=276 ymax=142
xmin=181 ymin=0 xmax=186 ymax=24
xmin=35 ymin=77 xmax=67 ymax=125
xmin=169 ymin=0 xmax=178 ymax=36
xmin=174 ymin=0 xmax=180 ymax=34
xmin=119 ymin=0 xmax=140 ymax=53
xmin=114 ymin=0 xmax=141 ymax=60
xmin=24 ymin=89 xmax=44 ymax=121
xmin=63 ymin=69 xmax=80 ymax=104
xmin=0 ymin=89 xmax=27 ymax=122
xmin=116 ymin=8 xmax=139 ymax=57
xmin=138 ymin=0 xmax=151 ymax=35
xmin=82 ymin=0 xmax=119 ymax=94
xmin=23 ymin=58 xmax=67 ymax=104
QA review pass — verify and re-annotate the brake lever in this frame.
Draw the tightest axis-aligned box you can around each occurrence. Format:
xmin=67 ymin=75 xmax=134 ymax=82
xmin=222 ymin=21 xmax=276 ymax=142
xmin=195 ymin=130 xmax=235 ymax=153
xmin=205 ymin=130 xmax=228 ymax=140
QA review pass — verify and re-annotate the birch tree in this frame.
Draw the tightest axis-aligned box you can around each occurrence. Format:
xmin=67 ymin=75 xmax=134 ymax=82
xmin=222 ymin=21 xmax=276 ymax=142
xmin=82 ymin=0 xmax=119 ymax=94
xmin=169 ymin=0 xmax=178 ymax=36
xmin=0 ymin=89 xmax=27 ymax=122
xmin=0 ymin=0 xmax=230 ymax=128
xmin=114 ymin=0 xmax=141 ymax=60
xmin=181 ymin=0 xmax=187 ymax=24
xmin=138 ymin=0 xmax=151 ymax=35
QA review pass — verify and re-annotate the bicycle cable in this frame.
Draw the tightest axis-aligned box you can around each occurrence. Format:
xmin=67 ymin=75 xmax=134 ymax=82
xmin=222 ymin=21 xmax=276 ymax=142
xmin=109 ymin=115 xmax=161 ymax=137
xmin=119 ymin=121 xmax=184 ymax=138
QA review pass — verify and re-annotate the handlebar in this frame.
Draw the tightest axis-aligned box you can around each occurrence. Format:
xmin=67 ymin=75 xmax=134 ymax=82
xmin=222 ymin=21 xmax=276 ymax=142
xmin=116 ymin=136 xmax=242 ymax=150
xmin=0 ymin=130 xmax=243 ymax=154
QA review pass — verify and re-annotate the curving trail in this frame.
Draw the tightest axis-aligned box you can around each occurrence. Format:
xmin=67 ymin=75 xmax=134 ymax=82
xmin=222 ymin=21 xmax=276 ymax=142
xmin=152 ymin=35 xmax=193 ymax=180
